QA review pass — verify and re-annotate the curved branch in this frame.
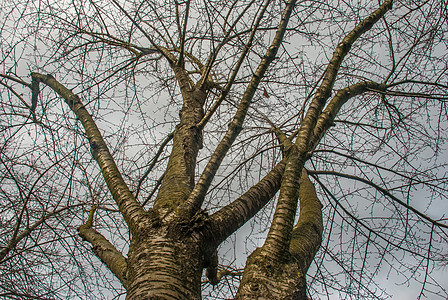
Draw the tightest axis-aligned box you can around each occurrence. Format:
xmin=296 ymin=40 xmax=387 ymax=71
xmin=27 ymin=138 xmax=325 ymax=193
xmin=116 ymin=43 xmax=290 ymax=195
xmin=311 ymin=174 xmax=429 ymax=259
xmin=296 ymin=0 xmax=393 ymax=154
xmin=310 ymin=81 xmax=387 ymax=150
xmin=31 ymin=73 xmax=150 ymax=233
xmin=290 ymin=169 xmax=323 ymax=273
xmin=0 ymin=73 xmax=31 ymax=88
xmin=246 ymin=0 xmax=394 ymax=266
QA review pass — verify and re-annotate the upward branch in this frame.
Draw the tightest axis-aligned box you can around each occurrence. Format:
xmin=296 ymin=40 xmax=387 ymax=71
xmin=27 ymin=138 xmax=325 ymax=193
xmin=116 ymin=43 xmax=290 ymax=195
xmin=196 ymin=0 xmax=259 ymax=90
xmin=296 ymin=0 xmax=393 ymax=154
xmin=310 ymin=81 xmax=388 ymax=151
xmin=261 ymin=0 xmax=393 ymax=262
xmin=30 ymin=73 xmax=149 ymax=233
xmin=179 ymin=0 xmax=297 ymax=219
xmin=289 ymin=169 xmax=323 ymax=273
xmin=177 ymin=0 xmax=191 ymax=68
xmin=197 ymin=0 xmax=270 ymax=129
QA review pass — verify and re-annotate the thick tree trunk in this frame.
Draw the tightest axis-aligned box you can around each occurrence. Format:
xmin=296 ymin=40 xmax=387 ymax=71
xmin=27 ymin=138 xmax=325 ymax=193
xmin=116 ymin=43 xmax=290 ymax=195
xmin=126 ymin=226 xmax=204 ymax=299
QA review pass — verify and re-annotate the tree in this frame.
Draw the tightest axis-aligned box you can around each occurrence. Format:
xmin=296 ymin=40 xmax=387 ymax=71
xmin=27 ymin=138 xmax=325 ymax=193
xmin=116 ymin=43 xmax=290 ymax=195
xmin=1 ymin=0 xmax=447 ymax=298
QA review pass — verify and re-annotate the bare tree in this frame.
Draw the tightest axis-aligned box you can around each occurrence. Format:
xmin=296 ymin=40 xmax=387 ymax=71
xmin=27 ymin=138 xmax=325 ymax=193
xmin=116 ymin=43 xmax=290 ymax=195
xmin=1 ymin=0 xmax=447 ymax=298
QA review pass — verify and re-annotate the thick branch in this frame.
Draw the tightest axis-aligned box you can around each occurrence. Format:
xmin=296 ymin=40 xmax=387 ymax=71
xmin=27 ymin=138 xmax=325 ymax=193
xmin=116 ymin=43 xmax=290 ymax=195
xmin=296 ymin=0 xmax=393 ymax=154
xmin=180 ymin=0 xmax=296 ymax=219
xmin=78 ymin=224 xmax=128 ymax=288
xmin=234 ymin=171 xmax=321 ymax=299
xmin=263 ymin=146 xmax=305 ymax=258
xmin=153 ymin=86 xmax=205 ymax=217
xmin=30 ymin=73 xmax=149 ymax=233
xmin=310 ymin=81 xmax=387 ymax=150
xmin=111 ymin=0 xmax=175 ymax=65
xmin=203 ymin=160 xmax=286 ymax=252
xmin=289 ymin=169 xmax=323 ymax=272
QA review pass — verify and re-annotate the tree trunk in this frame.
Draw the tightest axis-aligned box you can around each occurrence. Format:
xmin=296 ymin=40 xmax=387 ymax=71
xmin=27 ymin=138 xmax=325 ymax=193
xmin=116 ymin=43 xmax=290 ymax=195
xmin=126 ymin=225 xmax=204 ymax=299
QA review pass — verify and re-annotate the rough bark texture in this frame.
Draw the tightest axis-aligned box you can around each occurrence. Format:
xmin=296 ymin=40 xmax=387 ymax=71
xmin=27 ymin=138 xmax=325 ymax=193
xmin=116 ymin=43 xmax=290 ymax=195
xmin=126 ymin=226 xmax=204 ymax=299
xmin=290 ymin=170 xmax=323 ymax=273
xmin=236 ymin=247 xmax=307 ymax=300
xmin=236 ymin=170 xmax=321 ymax=300
xmin=153 ymin=87 xmax=205 ymax=218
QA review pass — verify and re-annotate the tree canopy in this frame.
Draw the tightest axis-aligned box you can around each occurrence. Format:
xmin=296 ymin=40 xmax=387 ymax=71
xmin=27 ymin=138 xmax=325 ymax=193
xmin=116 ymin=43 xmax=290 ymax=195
xmin=1 ymin=0 xmax=447 ymax=299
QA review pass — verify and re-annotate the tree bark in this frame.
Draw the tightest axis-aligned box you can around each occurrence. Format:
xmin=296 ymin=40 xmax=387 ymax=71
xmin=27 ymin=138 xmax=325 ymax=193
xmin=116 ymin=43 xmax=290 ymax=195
xmin=126 ymin=227 xmax=204 ymax=299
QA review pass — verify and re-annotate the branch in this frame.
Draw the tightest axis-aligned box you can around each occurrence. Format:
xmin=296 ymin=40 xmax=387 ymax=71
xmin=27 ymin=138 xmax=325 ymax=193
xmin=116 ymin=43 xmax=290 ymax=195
xmin=311 ymin=170 xmax=448 ymax=229
xmin=0 ymin=73 xmax=32 ymax=88
xmin=257 ymin=0 xmax=393 ymax=261
xmin=262 ymin=145 xmax=304 ymax=257
xmin=295 ymin=0 xmax=393 ymax=154
xmin=205 ymin=264 xmax=243 ymax=286
xmin=135 ymin=132 xmax=173 ymax=199
xmin=180 ymin=0 xmax=296 ymax=219
xmin=310 ymin=81 xmax=387 ymax=150
xmin=78 ymin=206 xmax=128 ymax=288
xmin=0 ymin=204 xmax=82 ymax=263
xmin=110 ymin=0 xmax=198 ymax=97
xmin=311 ymin=174 xmax=429 ymax=259
xmin=142 ymin=173 xmax=164 ymax=207
xmin=368 ymin=88 xmax=448 ymax=101
xmin=314 ymin=149 xmax=448 ymax=193
xmin=0 ymin=152 xmax=73 ymax=263
xmin=289 ymin=169 xmax=323 ymax=272
xmin=110 ymin=0 xmax=175 ymax=65
xmin=0 ymin=80 xmax=32 ymax=112
xmin=197 ymin=0 xmax=269 ymax=129
xmin=77 ymin=30 xmax=142 ymax=56
xmin=196 ymin=0 xmax=259 ymax=90
xmin=204 ymin=159 xmax=286 ymax=253
xmin=30 ymin=73 xmax=150 ymax=233
xmin=177 ymin=0 xmax=191 ymax=68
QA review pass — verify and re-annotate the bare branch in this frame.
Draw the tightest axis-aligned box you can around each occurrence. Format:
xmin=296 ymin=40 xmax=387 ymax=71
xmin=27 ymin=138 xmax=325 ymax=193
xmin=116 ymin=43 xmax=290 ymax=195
xmin=180 ymin=0 xmax=296 ymax=218
xmin=30 ymin=73 xmax=150 ymax=233
xmin=311 ymin=170 xmax=448 ymax=229
xmin=290 ymin=169 xmax=323 ymax=272
xmin=78 ymin=207 xmax=128 ymax=288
